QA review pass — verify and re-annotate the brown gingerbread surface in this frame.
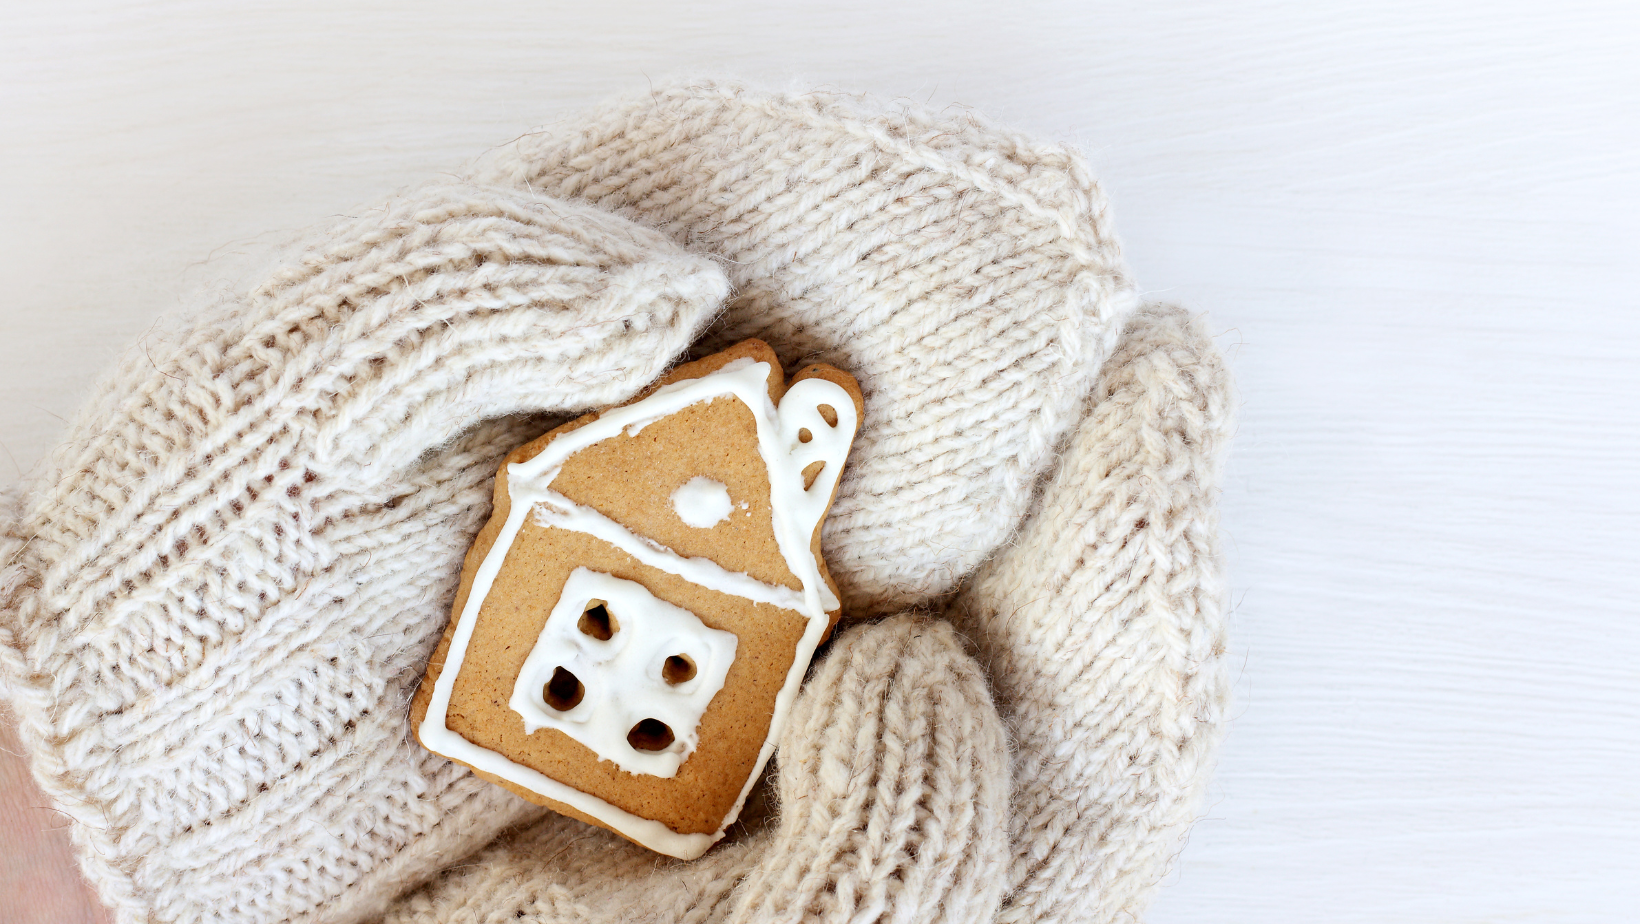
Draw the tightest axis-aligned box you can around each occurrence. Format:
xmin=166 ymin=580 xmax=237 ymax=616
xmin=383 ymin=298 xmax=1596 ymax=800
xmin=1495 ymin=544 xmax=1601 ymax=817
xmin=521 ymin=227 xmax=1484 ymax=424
xmin=411 ymin=339 xmax=863 ymax=848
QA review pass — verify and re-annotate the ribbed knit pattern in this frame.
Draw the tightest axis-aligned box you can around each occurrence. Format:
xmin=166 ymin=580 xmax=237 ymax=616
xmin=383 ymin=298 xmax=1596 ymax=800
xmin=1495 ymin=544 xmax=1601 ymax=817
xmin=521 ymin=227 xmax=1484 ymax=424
xmin=0 ymin=184 xmax=730 ymax=924
xmin=954 ymin=303 xmax=1233 ymax=924
xmin=0 ymin=82 xmax=1232 ymax=924
xmin=381 ymin=616 xmax=1010 ymax=924
xmin=474 ymin=79 xmax=1139 ymax=615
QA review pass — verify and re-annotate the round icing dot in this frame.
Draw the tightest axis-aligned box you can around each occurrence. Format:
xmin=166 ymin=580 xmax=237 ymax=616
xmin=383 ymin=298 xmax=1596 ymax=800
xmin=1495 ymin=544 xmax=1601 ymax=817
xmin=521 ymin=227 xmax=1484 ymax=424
xmin=671 ymin=476 xmax=733 ymax=529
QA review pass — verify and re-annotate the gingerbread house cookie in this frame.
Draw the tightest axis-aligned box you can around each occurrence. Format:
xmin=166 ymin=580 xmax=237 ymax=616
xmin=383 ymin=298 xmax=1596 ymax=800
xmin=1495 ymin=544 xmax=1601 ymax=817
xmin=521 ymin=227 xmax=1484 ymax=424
xmin=412 ymin=340 xmax=862 ymax=859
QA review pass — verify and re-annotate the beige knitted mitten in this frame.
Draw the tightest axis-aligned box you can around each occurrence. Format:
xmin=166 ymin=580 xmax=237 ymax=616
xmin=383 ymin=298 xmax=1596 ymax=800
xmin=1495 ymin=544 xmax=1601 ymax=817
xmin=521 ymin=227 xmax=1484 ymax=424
xmin=0 ymin=186 xmax=731 ymax=924
xmin=0 ymin=81 xmax=1232 ymax=924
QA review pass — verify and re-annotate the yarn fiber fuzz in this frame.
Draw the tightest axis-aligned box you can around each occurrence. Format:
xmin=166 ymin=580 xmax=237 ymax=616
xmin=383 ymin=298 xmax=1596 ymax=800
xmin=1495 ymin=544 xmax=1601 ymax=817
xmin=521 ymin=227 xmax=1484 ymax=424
xmin=0 ymin=80 xmax=1233 ymax=924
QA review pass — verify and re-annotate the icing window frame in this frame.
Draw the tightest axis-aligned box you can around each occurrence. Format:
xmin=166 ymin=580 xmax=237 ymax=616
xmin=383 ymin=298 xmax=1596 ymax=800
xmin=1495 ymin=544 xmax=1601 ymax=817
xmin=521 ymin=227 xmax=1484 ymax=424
xmin=508 ymin=567 xmax=738 ymax=779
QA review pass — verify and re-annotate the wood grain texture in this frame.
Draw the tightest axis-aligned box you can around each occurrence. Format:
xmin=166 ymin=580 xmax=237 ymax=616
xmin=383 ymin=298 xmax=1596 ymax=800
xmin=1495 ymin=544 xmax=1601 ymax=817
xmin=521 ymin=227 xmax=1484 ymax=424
xmin=2 ymin=1 xmax=1636 ymax=922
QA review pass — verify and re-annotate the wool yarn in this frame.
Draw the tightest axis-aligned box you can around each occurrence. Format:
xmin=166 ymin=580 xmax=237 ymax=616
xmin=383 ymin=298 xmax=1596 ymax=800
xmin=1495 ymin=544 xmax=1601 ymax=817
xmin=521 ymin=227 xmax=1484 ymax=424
xmin=0 ymin=80 xmax=1231 ymax=924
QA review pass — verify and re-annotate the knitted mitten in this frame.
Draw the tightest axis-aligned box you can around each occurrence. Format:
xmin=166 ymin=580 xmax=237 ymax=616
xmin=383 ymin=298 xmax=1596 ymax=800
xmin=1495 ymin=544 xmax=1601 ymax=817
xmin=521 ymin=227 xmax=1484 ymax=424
xmin=1 ymin=81 xmax=1232 ymax=924
xmin=0 ymin=185 xmax=730 ymax=924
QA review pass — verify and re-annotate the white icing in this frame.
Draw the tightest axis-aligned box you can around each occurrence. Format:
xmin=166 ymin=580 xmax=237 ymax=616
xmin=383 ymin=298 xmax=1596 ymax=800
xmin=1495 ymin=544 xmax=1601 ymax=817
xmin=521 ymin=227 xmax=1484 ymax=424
xmin=509 ymin=568 xmax=737 ymax=778
xmin=530 ymin=495 xmax=810 ymax=613
xmin=671 ymin=476 xmax=733 ymax=528
xmin=418 ymin=359 xmax=858 ymax=859
xmin=777 ymin=379 xmax=855 ymax=538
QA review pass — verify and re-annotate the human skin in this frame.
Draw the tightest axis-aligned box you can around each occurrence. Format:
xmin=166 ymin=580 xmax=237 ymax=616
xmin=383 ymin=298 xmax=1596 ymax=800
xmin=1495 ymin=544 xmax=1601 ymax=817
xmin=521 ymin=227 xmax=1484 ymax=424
xmin=0 ymin=712 xmax=110 ymax=924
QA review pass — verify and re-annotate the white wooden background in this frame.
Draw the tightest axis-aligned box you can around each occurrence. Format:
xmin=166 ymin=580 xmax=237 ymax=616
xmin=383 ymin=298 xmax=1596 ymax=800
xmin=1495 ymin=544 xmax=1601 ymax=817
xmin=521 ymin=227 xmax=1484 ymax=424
xmin=3 ymin=2 xmax=1637 ymax=921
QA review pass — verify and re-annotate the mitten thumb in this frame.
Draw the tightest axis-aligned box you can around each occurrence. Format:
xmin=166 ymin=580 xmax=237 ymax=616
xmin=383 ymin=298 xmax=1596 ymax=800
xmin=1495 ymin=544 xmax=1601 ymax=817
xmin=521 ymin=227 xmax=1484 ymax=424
xmin=724 ymin=615 xmax=1010 ymax=924
xmin=236 ymin=182 xmax=730 ymax=475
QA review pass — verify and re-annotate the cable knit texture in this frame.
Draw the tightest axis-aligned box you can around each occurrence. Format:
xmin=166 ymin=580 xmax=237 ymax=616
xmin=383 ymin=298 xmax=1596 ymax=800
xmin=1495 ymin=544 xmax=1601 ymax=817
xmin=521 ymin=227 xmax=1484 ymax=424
xmin=0 ymin=80 xmax=1231 ymax=924
xmin=473 ymin=79 xmax=1139 ymax=615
